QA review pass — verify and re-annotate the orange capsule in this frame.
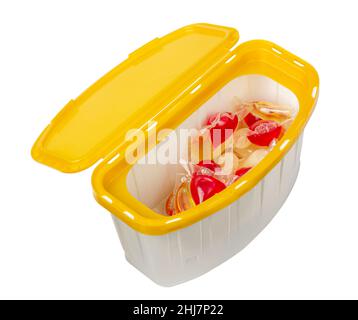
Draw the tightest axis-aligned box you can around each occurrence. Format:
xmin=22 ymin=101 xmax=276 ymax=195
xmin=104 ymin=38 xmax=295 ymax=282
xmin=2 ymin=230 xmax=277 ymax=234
xmin=175 ymin=181 xmax=195 ymax=213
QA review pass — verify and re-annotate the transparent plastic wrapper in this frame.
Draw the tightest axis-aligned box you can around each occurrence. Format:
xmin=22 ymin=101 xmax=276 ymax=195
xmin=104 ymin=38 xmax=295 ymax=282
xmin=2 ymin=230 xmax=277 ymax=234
xmin=165 ymin=100 xmax=295 ymax=216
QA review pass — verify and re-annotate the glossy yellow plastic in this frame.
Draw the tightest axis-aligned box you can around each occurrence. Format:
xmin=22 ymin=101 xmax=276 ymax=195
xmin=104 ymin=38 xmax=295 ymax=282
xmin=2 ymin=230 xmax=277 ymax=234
xmin=32 ymin=24 xmax=238 ymax=172
xmin=32 ymin=24 xmax=319 ymax=235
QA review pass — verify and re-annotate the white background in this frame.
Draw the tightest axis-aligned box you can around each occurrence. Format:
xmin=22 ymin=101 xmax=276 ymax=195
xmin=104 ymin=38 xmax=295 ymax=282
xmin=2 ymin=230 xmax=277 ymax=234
xmin=0 ymin=0 xmax=357 ymax=300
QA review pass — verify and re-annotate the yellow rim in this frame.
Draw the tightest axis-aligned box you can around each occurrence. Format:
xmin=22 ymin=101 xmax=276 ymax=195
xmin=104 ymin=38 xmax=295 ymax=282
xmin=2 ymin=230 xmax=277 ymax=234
xmin=92 ymin=39 xmax=319 ymax=235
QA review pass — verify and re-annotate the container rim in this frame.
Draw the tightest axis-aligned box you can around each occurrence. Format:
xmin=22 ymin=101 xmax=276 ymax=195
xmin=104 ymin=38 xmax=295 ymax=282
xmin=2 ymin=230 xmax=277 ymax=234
xmin=92 ymin=39 xmax=320 ymax=235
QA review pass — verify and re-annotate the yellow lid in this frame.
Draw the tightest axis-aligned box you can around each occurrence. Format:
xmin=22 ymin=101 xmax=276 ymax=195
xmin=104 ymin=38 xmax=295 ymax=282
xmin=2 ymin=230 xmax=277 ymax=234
xmin=32 ymin=23 xmax=239 ymax=172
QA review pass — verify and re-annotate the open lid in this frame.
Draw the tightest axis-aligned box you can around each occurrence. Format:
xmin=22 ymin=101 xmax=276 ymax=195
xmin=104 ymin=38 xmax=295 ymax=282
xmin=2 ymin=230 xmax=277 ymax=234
xmin=32 ymin=23 xmax=239 ymax=172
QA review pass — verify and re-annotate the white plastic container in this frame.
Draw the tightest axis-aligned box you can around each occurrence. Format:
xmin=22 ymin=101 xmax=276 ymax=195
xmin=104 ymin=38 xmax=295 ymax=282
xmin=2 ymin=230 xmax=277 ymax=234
xmin=32 ymin=24 xmax=319 ymax=286
xmin=116 ymin=75 xmax=303 ymax=286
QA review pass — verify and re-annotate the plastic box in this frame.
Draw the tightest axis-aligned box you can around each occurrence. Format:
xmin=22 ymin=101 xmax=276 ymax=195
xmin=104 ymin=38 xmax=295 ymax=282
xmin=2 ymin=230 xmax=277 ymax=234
xmin=32 ymin=24 xmax=319 ymax=286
